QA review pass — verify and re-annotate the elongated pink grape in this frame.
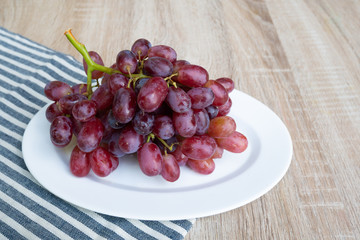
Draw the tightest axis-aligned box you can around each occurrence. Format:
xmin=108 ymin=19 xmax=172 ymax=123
xmin=91 ymin=84 xmax=114 ymax=112
xmin=173 ymin=109 xmax=197 ymax=137
xmin=50 ymin=116 xmax=73 ymax=147
xmin=148 ymin=45 xmax=177 ymax=64
xmin=181 ymin=135 xmax=216 ymax=160
xmin=89 ymin=146 xmax=116 ymax=177
xmin=137 ymin=77 xmax=169 ymax=112
xmin=177 ymin=65 xmax=209 ymax=87
xmin=46 ymin=103 xmax=63 ymax=122
xmin=166 ymin=86 xmax=191 ymax=113
xmin=77 ymin=118 xmax=104 ymax=153
xmin=215 ymin=131 xmax=248 ymax=153
xmin=204 ymin=80 xmax=228 ymax=106
xmin=187 ymin=158 xmax=215 ymax=175
xmin=131 ymin=38 xmax=152 ymax=60
xmin=217 ymin=98 xmax=232 ymax=117
xmin=215 ymin=77 xmax=235 ymax=93
xmin=44 ymin=81 xmax=73 ymax=101
xmin=116 ymin=50 xmax=138 ymax=74
xmin=70 ymin=146 xmax=90 ymax=177
xmin=118 ymin=125 xmax=145 ymax=154
xmin=112 ymin=87 xmax=136 ymax=123
xmin=207 ymin=116 xmax=236 ymax=138
xmin=137 ymin=142 xmax=163 ymax=176
xmin=161 ymin=154 xmax=180 ymax=182
xmin=187 ymin=87 xmax=214 ymax=109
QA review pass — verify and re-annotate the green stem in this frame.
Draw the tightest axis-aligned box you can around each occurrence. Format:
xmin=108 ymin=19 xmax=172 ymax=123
xmin=64 ymin=29 xmax=151 ymax=95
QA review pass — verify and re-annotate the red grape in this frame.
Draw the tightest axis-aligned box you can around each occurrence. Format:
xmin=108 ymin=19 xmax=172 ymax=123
xmin=177 ymin=65 xmax=209 ymax=87
xmin=217 ymin=97 xmax=232 ymax=117
xmin=44 ymin=81 xmax=73 ymax=101
xmin=108 ymin=74 xmax=128 ymax=95
xmin=137 ymin=77 xmax=169 ymax=112
xmin=187 ymin=158 xmax=215 ymax=175
xmin=161 ymin=154 xmax=180 ymax=182
xmin=112 ymin=87 xmax=136 ymax=123
xmin=50 ymin=116 xmax=73 ymax=147
xmin=91 ymin=84 xmax=114 ymax=112
xmin=70 ymin=146 xmax=90 ymax=177
xmin=204 ymin=80 xmax=228 ymax=106
xmin=166 ymin=86 xmax=191 ymax=113
xmin=137 ymin=142 xmax=163 ymax=176
xmin=118 ymin=125 xmax=145 ymax=154
xmin=77 ymin=118 xmax=104 ymax=153
xmin=46 ymin=103 xmax=63 ymax=122
xmin=89 ymin=146 xmax=116 ymax=177
xmin=181 ymin=135 xmax=216 ymax=160
xmin=131 ymin=38 xmax=152 ymax=60
xmin=172 ymin=147 xmax=188 ymax=166
xmin=107 ymin=130 xmax=126 ymax=158
xmin=116 ymin=50 xmax=138 ymax=74
xmin=132 ymin=111 xmax=154 ymax=135
xmin=194 ymin=109 xmax=210 ymax=135
xmin=215 ymin=77 xmax=235 ymax=93
xmin=58 ymin=94 xmax=87 ymax=115
xmin=153 ymin=115 xmax=175 ymax=140
xmin=148 ymin=45 xmax=177 ymax=64
xmin=207 ymin=116 xmax=236 ymax=138
xmin=205 ymin=105 xmax=219 ymax=119
xmin=173 ymin=60 xmax=190 ymax=73
xmin=187 ymin=87 xmax=214 ymax=109
xmin=72 ymin=99 xmax=97 ymax=122
xmin=72 ymin=83 xmax=88 ymax=95
xmin=215 ymin=131 xmax=248 ymax=153
xmin=173 ymin=109 xmax=197 ymax=137
xmin=143 ymin=57 xmax=174 ymax=77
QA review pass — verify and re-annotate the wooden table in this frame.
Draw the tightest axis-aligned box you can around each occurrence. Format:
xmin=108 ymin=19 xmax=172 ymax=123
xmin=1 ymin=0 xmax=359 ymax=239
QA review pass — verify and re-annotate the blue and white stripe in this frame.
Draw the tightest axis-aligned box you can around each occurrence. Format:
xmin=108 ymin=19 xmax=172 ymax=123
xmin=0 ymin=27 xmax=194 ymax=239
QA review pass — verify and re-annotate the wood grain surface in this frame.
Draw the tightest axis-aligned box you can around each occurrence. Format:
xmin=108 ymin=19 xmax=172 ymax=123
xmin=1 ymin=0 xmax=359 ymax=239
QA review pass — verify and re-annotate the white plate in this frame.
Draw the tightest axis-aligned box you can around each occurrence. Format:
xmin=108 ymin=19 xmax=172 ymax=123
xmin=22 ymin=90 xmax=292 ymax=220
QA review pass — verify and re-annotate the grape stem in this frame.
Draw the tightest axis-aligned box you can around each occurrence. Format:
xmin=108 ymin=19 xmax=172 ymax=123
xmin=64 ymin=29 xmax=150 ymax=96
xmin=147 ymin=133 xmax=178 ymax=152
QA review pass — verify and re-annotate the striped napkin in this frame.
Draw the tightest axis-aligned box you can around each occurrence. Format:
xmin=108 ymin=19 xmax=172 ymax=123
xmin=0 ymin=27 xmax=194 ymax=240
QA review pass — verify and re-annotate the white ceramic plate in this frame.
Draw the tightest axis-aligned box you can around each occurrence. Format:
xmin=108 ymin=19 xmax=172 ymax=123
xmin=22 ymin=90 xmax=292 ymax=220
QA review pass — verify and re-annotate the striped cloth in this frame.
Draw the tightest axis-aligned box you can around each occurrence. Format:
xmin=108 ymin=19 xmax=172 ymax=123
xmin=0 ymin=27 xmax=194 ymax=240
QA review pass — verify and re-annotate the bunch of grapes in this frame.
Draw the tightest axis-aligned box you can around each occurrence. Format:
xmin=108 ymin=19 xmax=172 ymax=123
xmin=44 ymin=35 xmax=248 ymax=182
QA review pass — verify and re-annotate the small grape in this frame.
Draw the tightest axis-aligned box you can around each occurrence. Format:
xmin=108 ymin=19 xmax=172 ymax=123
xmin=177 ymin=64 xmax=209 ymax=87
xmin=72 ymin=99 xmax=97 ymax=122
xmin=89 ymin=146 xmax=116 ymax=177
xmin=133 ymin=111 xmax=154 ymax=135
xmin=131 ymin=38 xmax=152 ymax=60
xmin=108 ymin=74 xmax=128 ymax=95
xmin=194 ymin=108 xmax=210 ymax=135
xmin=204 ymin=80 xmax=228 ymax=106
xmin=46 ymin=102 xmax=63 ymax=122
xmin=173 ymin=109 xmax=197 ymax=138
xmin=50 ymin=116 xmax=73 ymax=147
xmin=153 ymin=115 xmax=175 ymax=140
xmin=70 ymin=146 xmax=90 ymax=177
xmin=112 ymin=87 xmax=136 ymax=124
xmin=137 ymin=77 xmax=169 ymax=112
xmin=116 ymin=50 xmax=138 ymax=74
xmin=187 ymin=87 xmax=214 ymax=109
xmin=205 ymin=105 xmax=219 ymax=119
xmin=217 ymin=98 xmax=232 ymax=117
xmin=143 ymin=57 xmax=174 ymax=77
xmin=215 ymin=131 xmax=248 ymax=153
xmin=77 ymin=118 xmax=104 ymax=153
xmin=215 ymin=77 xmax=235 ymax=93
xmin=148 ymin=45 xmax=177 ymax=64
xmin=44 ymin=81 xmax=73 ymax=101
xmin=118 ymin=125 xmax=145 ymax=154
xmin=137 ymin=142 xmax=163 ymax=176
xmin=207 ymin=116 xmax=236 ymax=138
xmin=161 ymin=154 xmax=180 ymax=182
xmin=166 ymin=86 xmax=191 ymax=113
xmin=91 ymin=84 xmax=114 ymax=113
xmin=187 ymin=158 xmax=215 ymax=175
xmin=181 ymin=135 xmax=217 ymax=160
